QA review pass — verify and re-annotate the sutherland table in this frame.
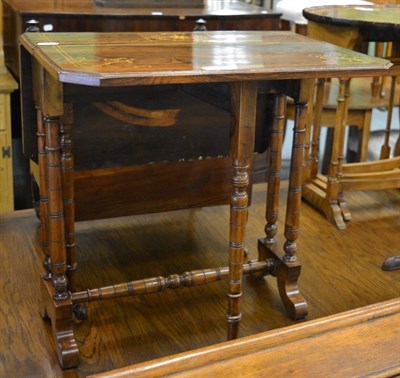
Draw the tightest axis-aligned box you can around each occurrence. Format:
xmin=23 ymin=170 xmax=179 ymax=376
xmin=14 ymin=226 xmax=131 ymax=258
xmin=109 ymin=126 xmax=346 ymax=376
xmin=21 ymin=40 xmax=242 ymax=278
xmin=19 ymin=31 xmax=391 ymax=368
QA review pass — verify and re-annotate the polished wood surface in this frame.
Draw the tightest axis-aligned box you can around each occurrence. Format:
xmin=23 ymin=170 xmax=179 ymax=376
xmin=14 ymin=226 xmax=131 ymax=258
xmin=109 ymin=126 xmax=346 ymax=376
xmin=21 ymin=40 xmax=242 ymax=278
xmin=92 ymin=298 xmax=400 ymax=378
xmin=20 ymin=31 xmax=391 ymax=85
xmin=94 ymin=0 xmax=205 ymax=7
xmin=303 ymin=4 xmax=400 ymax=42
xmin=0 ymin=183 xmax=399 ymax=376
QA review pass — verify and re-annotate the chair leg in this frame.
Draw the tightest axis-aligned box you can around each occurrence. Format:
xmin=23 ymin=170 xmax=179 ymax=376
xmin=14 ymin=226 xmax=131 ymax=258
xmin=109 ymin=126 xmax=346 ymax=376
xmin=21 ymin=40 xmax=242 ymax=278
xmin=371 ymin=42 xmax=385 ymax=97
xmin=324 ymin=78 xmax=351 ymax=229
xmin=380 ymin=76 xmax=396 ymax=159
xmin=359 ymin=110 xmax=372 ymax=162
xmin=309 ymin=78 xmax=325 ymax=179
xmin=395 ymin=136 xmax=400 ymax=157
xmin=337 ymin=79 xmax=352 ymax=222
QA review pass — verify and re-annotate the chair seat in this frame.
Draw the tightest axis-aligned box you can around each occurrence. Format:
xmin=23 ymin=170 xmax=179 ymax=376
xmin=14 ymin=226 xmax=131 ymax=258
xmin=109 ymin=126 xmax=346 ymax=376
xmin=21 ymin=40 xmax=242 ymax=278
xmin=286 ymin=77 xmax=399 ymax=164
xmin=286 ymin=78 xmax=399 ymax=121
xmin=323 ymin=77 xmax=400 ymax=110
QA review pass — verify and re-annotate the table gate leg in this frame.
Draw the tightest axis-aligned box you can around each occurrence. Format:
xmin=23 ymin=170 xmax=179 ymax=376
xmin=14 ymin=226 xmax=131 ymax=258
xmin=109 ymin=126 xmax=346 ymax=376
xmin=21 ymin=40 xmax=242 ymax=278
xmin=40 ymin=113 xmax=79 ymax=368
xmin=227 ymin=81 xmax=257 ymax=340
xmin=258 ymin=83 xmax=310 ymax=320
xmin=337 ymin=79 xmax=352 ymax=221
xmin=36 ymin=107 xmax=51 ymax=282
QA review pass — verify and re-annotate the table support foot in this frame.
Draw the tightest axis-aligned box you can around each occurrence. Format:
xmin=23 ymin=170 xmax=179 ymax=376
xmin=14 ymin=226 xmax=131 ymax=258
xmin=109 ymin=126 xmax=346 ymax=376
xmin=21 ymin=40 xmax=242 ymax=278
xmin=302 ymin=181 xmax=348 ymax=230
xmin=257 ymin=238 xmax=308 ymax=320
xmin=328 ymin=201 xmax=347 ymax=230
xmin=338 ymin=193 xmax=352 ymax=221
xmin=41 ymin=278 xmax=79 ymax=369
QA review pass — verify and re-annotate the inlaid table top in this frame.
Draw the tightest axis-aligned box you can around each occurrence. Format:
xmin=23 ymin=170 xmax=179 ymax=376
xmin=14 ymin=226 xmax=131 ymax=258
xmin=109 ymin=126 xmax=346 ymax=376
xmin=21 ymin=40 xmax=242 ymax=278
xmin=303 ymin=5 xmax=400 ymax=41
xmin=20 ymin=31 xmax=391 ymax=87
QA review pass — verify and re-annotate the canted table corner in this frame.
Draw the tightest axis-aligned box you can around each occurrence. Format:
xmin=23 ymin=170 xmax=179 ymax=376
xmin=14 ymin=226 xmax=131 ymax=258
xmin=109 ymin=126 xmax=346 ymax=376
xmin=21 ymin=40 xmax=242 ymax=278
xmin=18 ymin=30 xmax=390 ymax=368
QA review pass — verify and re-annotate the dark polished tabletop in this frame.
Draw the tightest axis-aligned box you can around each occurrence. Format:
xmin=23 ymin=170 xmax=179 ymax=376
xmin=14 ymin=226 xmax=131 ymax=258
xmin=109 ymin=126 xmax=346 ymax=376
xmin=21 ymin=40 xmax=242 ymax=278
xmin=303 ymin=5 xmax=400 ymax=41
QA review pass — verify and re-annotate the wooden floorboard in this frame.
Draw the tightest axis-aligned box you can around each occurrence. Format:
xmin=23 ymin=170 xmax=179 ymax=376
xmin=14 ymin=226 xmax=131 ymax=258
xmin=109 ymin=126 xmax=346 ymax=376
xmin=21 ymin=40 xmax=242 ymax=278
xmin=0 ymin=182 xmax=399 ymax=377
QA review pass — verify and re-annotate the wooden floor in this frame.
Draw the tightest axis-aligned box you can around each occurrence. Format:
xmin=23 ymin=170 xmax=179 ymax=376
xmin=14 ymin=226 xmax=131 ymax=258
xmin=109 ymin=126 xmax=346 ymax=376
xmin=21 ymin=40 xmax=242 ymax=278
xmin=0 ymin=182 xmax=399 ymax=377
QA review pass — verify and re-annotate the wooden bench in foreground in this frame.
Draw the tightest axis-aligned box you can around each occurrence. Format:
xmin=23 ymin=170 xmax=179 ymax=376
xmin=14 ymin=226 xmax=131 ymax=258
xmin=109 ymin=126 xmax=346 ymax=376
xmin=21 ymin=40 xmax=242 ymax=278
xmin=91 ymin=298 xmax=400 ymax=377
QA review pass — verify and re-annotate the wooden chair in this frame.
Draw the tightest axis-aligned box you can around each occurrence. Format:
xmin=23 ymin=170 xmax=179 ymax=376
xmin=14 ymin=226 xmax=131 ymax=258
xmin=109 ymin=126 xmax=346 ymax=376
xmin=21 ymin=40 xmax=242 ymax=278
xmin=302 ymin=74 xmax=400 ymax=228
xmin=287 ymin=77 xmax=399 ymax=166
xmin=278 ymin=0 xmax=387 ymax=168
xmin=301 ymin=8 xmax=400 ymax=230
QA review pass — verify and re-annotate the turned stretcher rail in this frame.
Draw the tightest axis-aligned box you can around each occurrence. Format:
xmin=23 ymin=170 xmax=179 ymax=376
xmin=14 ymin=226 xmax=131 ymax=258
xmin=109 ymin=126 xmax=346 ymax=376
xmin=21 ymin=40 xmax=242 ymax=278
xmin=70 ymin=260 xmax=274 ymax=304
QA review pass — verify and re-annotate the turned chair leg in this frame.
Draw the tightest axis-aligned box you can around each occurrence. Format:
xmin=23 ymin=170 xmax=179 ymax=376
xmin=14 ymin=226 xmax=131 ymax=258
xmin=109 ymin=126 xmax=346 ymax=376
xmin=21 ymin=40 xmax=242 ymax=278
xmin=380 ymin=76 xmax=397 ymax=159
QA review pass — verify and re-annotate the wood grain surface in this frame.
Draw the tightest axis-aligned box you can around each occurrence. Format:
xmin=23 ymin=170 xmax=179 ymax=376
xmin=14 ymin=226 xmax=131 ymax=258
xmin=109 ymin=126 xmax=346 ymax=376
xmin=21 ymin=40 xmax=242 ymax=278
xmin=19 ymin=31 xmax=391 ymax=87
xmin=91 ymin=298 xmax=400 ymax=377
xmin=0 ymin=182 xmax=399 ymax=376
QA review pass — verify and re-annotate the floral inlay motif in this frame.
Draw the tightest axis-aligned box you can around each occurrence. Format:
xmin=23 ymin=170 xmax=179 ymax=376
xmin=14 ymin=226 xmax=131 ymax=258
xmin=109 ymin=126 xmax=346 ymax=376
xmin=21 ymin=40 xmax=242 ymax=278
xmin=74 ymin=57 xmax=136 ymax=68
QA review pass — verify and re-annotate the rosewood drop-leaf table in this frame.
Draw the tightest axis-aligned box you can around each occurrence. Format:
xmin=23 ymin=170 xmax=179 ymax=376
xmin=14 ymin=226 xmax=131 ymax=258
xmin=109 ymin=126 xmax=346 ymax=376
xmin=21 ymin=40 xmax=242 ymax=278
xmin=18 ymin=30 xmax=391 ymax=368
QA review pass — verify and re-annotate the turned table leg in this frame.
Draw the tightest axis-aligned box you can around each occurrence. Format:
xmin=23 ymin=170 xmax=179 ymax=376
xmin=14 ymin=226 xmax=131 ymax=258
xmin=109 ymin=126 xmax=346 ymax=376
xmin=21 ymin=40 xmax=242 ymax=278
xmin=337 ymin=79 xmax=352 ymax=222
xmin=264 ymin=93 xmax=286 ymax=247
xmin=280 ymin=81 xmax=310 ymax=318
xmin=258 ymin=82 xmax=311 ymax=320
xmin=45 ymin=115 xmax=69 ymax=301
xmin=309 ymin=78 xmax=325 ymax=180
xmin=60 ymin=104 xmax=78 ymax=292
xmin=40 ymin=113 xmax=79 ymax=368
xmin=36 ymin=107 xmax=52 ymax=281
xmin=226 ymin=81 xmax=257 ymax=340
xmin=60 ymin=105 xmax=87 ymax=321
xmin=302 ymin=79 xmax=316 ymax=184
